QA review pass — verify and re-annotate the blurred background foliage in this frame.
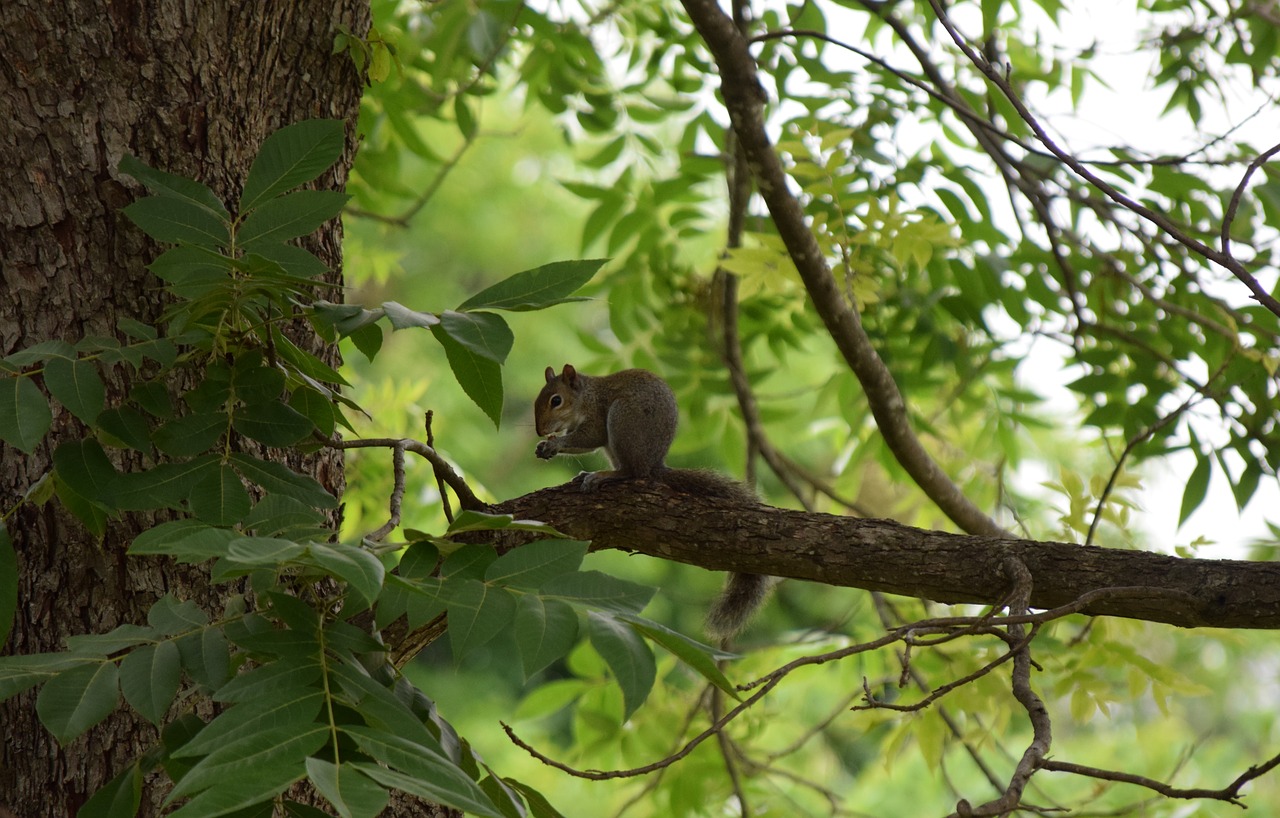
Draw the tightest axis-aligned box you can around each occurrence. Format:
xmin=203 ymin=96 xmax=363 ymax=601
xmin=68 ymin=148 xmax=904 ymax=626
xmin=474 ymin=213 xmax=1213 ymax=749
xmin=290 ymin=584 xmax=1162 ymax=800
xmin=335 ymin=0 xmax=1280 ymax=813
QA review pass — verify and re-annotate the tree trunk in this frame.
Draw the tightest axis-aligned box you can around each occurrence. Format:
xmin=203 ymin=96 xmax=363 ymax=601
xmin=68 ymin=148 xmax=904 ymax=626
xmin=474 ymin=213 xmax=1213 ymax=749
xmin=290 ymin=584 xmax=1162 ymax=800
xmin=0 ymin=2 xmax=370 ymax=814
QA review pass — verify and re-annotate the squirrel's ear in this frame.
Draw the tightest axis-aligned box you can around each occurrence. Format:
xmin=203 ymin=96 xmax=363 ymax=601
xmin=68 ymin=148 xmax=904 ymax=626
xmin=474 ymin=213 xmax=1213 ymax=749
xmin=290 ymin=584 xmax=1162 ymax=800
xmin=544 ymin=366 xmax=556 ymax=384
xmin=562 ymin=363 xmax=577 ymax=382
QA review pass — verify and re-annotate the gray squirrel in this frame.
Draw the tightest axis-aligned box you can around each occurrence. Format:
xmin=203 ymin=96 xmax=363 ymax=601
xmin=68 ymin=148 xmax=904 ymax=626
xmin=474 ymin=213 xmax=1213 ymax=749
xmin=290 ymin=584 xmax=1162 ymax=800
xmin=534 ymin=363 xmax=772 ymax=639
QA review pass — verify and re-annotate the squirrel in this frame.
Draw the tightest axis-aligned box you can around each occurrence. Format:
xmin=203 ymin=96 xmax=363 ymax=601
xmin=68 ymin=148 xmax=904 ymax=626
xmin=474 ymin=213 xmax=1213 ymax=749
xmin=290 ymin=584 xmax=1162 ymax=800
xmin=534 ymin=364 xmax=772 ymax=639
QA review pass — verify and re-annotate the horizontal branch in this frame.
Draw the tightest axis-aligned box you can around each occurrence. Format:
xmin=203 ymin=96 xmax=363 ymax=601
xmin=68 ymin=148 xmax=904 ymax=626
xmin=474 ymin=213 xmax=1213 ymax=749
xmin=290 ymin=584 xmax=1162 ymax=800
xmin=492 ymin=481 xmax=1280 ymax=630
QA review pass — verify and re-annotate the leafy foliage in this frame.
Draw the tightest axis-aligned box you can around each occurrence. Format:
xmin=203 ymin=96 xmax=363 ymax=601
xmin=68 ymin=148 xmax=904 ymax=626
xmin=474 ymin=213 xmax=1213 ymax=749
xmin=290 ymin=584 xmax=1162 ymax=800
xmin=0 ymin=122 xmax=729 ymax=817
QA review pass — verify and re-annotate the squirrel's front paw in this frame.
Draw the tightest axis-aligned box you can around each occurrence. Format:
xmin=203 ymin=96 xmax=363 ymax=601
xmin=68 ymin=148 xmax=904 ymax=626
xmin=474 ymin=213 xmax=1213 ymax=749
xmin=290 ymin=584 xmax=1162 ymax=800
xmin=535 ymin=439 xmax=559 ymax=460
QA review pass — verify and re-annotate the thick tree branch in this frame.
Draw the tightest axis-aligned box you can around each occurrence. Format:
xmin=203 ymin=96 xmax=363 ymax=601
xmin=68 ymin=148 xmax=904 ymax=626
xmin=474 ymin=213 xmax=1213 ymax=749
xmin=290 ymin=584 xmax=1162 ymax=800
xmin=680 ymin=0 xmax=1008 ymax=538
xmin=492 ymin=481 xmax=1280 ymax=630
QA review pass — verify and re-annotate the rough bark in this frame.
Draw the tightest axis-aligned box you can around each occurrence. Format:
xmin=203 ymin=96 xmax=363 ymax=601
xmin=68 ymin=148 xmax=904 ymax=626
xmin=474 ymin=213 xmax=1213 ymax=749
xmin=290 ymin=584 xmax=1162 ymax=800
xmin=0 ymin=1 xmax=372 ymax=815
xmin=493 ymin=480 xmax=1280 ymax=631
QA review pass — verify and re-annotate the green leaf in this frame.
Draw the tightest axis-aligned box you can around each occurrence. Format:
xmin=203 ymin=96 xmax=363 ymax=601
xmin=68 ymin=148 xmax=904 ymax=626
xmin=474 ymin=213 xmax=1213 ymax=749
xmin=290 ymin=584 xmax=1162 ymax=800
xmin=625 ymin=616 xmax=739 ymax=699
xmin=430 ymin=324 xmax=503 ymax=428
xmin=97 ymin=407 xmax=154 ymax=451
xmin=541 ymin=571 xmax=655 ymax=615
xmin=190 ymin=463 xmax=253 ymax=526
xmin=167 ymin=765 xmax=306 ymax=818
xmin=44 ymin=357 xmax=105 ymax=425
xmin=167 ymin=724 xmax=327 ymax=801
xmin=0 ymin=375 xmax=53 ymax=453
xmin=1178 ymin=452 xmax=1212 ymax=529
xmin=0 ymin=526 xmax=15 ymax=650
xmin=54 ymin=473 xmax=110 ymax=536
xmin=175 ymin=691 xmax=325 ymax=758
xmin=238 ymin=190 xmax=350 ymax=247
xmin=119 ymin=154 xmax=230 ymax=219
xmin=226 ymin=536 xmax=307 ymax=567
xmin=109 ymin=455 xmax=219 ymax=511
xmin=343 ymin=727 xmax=503 ymax=818
xmin=0 ymin=654 xmax=96 ymax=701
xmin=122 ymin=197 xmax=230 ymax=248
xmin=65 ymin=624 xmax=158 ymax=657
xmin=246 ymin=242 xmax=329 ymax=279
xmin=232 ymin=401 xmax=314 ymax=447
xmin=305 ymin=759 xmax=389 ymax=818
xmin=147 ymin=592 xmax=209 ymax=634
xmin=439 ymin=579 xmax=517 ymax=662
xmin=485 ymin=540 xmax=588 ymax=589
xmin=176 ymin=627 xmax=231 ymax=690
xmin=458 ymin=259 xmax=606 ymax=312
xmin=239 ymin=119 xmax=346 ymax=212
xmin=5 ymin=340 xmax=76 ymax=367
xmin=587 ymin=612 xmax=655 ymax=720
xmin=305 ymin=542 xmax=386 ymax=609
xmin=514 ymin=595 xmax=579 ymax=678
xmin=36 ymin=661 xmax=120 ymax=744
xmin=229 ymin=453 xmax=338 ymax=508
xmin=52 ymin=439 xmax=118 ymax=506
xmin=129 ymin=520 xmax=238 ymax=562
xmin=439 ymin=310 xmax=513 ymax=364
xmin=77 ymin=762 xmax=142 ymax=818
xmin=214 ymin=657 xmax=322 ymax=703
xmin=119 ymin=641 xmax=181 ymax=724
xmin=153 ymin=412 xmax=229 ymax=456
xmin=504 ymin=778 xmax=569 ymax=818
xmin=147 ymin=246 xmax=234 ymax=299
xmin=381 ymin=301 xmax=441 ymax=330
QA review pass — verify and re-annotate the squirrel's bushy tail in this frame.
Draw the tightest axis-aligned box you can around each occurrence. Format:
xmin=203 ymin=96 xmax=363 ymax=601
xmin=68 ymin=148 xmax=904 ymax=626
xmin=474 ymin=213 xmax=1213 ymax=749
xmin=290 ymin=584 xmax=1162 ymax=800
xmin=706 ymin=572 xmax=774 ymax=640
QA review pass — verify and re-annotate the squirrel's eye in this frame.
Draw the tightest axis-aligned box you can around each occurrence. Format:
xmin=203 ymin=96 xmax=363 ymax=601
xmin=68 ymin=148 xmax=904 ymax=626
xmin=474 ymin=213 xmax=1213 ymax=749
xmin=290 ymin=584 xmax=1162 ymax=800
xmin=550 ymin=395 xmax=562 ymax=408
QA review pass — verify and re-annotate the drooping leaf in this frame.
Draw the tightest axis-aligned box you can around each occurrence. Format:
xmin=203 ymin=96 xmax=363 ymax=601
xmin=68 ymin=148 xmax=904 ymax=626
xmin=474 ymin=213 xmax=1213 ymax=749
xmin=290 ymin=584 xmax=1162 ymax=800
xmin=36 ymin=661 xmax=120 ymax=744
xmin=119 ymin=641 xmax=181 ymax=725
xmin=624 ymin=616 xmax=739 ymax=699
xmin=305 ymin=758 xmax=389 ymax=818
xmin=430 ymin=324 xmax=503 ymax=428
xmin=514 ymin=595 xmax=579 ymax=679
xmin=186 ymin=463 xmax=252 ymax=527
xmin=586 ymin=612 xmax=655 ymax=720
xmin=43 ymin=357 xmax=104 ymax=425
xmin=77 ymin=762 xmax=143 ymax=818
xmin=109 ymin=455 xmax=219 ymax=511
xmin=343 ymin=727 xmax=503 ymax=818
xmin=239 ymin=119 xmax=346 ymax=212
xmin=52 ymin=439 xmax=118 ymax=507
xmin=1178 ymin=452 xmax=1212 ymax=529
xmin=437 ymin=579 xmax=517 ymax=662
xmin=0 ymin=375 xmax=53 ymax=453
xmin=176 ymin=627 xmax=232 ymax=690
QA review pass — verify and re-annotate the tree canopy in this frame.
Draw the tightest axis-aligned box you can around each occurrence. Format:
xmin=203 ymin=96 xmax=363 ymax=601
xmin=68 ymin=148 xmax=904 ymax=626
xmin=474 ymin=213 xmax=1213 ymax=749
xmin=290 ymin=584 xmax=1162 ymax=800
xmin=4 ymin=0 xmax=1280 ymax=815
